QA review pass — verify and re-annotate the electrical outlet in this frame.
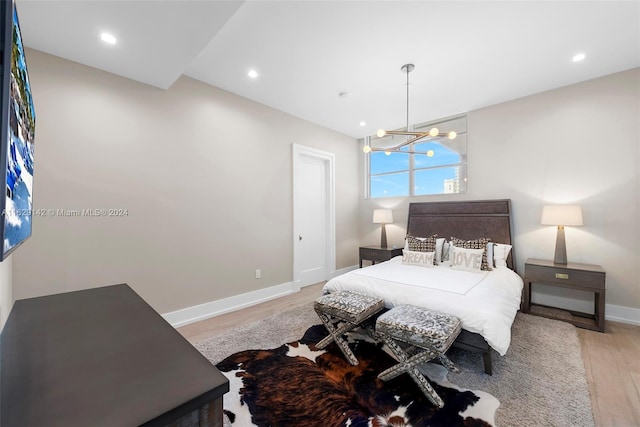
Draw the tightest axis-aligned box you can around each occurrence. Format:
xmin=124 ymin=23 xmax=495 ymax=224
xmin=255 ymin=269 xmax=261 ymax=279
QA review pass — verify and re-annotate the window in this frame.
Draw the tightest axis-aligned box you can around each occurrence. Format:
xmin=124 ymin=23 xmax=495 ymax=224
xmin=367 ymin=115 xmax=467 ymax=198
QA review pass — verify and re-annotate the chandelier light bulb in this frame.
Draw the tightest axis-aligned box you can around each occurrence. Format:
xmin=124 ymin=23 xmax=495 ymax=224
xmin=363 ymin=145 xmax=372 ymax=153
xmin=427 ymin=150 xmax=434 ymax=157
xmin=448 ymin=131 xmax=457 ymax=140
xmin=429 ymin=128 xmax=439 ymax=137
xmin=376 ymin=129 xmax=387 ymax=138
xmin=385 ymin=151 xmax=391 ymax=156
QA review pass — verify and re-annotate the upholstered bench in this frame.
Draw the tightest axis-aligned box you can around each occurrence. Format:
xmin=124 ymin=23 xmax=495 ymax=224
xmin=375 ymin=304 xmax=462 ymax=408
xmin=314 ymin=291 xmax=385 ymax=365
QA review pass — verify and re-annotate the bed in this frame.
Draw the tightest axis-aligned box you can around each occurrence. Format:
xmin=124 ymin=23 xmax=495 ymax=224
xmin=322 ymin=199 xmax=524 ymax=374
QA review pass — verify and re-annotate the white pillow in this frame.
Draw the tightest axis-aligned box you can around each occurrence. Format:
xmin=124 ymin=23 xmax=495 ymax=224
xmin=441 ymin=241 xmax=451 ymax=262
xmin=435 ymin=238 xmax=446 ymax=265
xmin=486 ymin=242 xmax=494 ymax=268
xmin=450 ymin=246 xmax=484 ymax=272
xmin=402 ymin=250 xmax=435 ymax=267
xmin=493 ymin=243 xmax=513 ymax=268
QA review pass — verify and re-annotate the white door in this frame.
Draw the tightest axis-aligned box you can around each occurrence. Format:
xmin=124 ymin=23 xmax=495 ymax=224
xmin=293 ymin=144 xmax=335 ymax=288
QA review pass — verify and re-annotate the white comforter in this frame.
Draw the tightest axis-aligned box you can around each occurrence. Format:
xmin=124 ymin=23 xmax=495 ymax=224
xmin=322 ymin=256 xmax=523 ymax=356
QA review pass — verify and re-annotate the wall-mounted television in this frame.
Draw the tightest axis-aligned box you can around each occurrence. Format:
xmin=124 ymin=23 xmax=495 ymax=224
xmin=0 ymin=0 xmax=36 ymax=261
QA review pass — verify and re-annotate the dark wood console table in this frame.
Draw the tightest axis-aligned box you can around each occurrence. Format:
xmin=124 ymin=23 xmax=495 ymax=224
xmin=1 ymin=284 xmax=229 ymax=427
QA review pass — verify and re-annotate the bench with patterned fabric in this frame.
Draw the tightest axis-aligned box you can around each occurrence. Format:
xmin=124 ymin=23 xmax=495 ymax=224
xmin=376 ymin=304 xmax=462 ymax=408
xmin=314 ymin=291 xmax=385 ymax=365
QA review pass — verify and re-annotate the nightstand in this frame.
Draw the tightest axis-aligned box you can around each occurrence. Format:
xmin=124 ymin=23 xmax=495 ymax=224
xmin=359 ymin=246 xmax=403 ymax=268
xmin=523 ymin=258 xmax=606 ymax=332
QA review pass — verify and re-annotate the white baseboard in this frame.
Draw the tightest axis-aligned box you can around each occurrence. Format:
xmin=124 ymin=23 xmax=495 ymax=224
xmin=164 ymin=266 xmax=359 ymax=328
xmin=163 ymin=281 xmax=298 ymax=328
xmin=606 ymin=304 xmax=640 ymax=326
xmin=532 ymin=292 xmax=640 ymax=326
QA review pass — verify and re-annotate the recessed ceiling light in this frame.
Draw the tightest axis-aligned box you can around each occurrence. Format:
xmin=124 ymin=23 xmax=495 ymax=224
xmin=572 ymin=53 xmax=586 ymax=63
xmin=359 ymin=121 xmax=366 ymax=126
xmin=100 ymin=33 xmax=117 ymax=45
xmin=247 ymin=69 xmax=259 ymax=79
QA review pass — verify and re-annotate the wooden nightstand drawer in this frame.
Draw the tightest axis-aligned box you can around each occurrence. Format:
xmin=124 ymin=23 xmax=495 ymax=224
xmin=524 ymin=259 xmax=605 ymax=290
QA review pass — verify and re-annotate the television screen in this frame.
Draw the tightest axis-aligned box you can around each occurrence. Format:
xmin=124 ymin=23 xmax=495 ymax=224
xmin=0 ymin=0 xmax=36 ymax=261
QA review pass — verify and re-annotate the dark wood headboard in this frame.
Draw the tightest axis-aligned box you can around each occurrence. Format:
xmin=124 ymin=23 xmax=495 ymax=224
xmin=407 ymin=199 xmax=515 ymax=270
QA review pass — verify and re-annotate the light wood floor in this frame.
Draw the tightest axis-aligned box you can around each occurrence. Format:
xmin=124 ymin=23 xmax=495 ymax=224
xmin=178 ymin=284 xmax=640 ymax=427
xmin=178 ymin=283 xmax=326 ymax=344
xmin=579 ymin=322 xmax=640 ymax=427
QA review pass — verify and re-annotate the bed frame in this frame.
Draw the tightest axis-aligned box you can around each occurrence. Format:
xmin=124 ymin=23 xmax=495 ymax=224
xmin=406 ymin=199 xmax=516 ymax=375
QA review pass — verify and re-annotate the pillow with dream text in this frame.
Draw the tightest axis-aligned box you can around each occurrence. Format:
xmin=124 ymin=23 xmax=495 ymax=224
xmin=402 ymin=250 xmax=436 ymax=268
xmin=450 ymin=246 xmax=484 ymax=273
xmin=406 ymin=235 xmax=437 ymax=253
xmin=493 ymin=243 xmax=513 ymax=268
xmin=450 ymin=237 xmax=492 ymax=271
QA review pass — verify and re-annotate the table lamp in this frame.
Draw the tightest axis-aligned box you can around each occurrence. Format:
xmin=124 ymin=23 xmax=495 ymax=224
xmin=541 ymin=205 xmax=583 ymax=264
xmin=373 ymin=209 xmax=393 ymax=248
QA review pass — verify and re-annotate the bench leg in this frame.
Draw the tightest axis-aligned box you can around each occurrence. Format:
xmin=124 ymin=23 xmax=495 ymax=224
xmin=437 ymin=354 xmax=460 ymax=373
xmin=314 ymin=310 xmax=359 ymax=365
xmin=377 ymin=336 xmax=445 ymax=408
xmin=408 ymin=365 xmax=444 ymax=408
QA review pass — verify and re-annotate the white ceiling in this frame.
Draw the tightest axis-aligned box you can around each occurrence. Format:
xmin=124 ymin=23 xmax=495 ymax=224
xmin=17 ymin=1 xmax=640 ymax=139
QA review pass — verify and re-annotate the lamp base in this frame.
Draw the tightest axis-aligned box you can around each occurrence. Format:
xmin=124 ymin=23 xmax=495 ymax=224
xmin=554 ymin=226 xmax=567 ymax=264
xmin=380 ymin=223 xmax=388 ymax=249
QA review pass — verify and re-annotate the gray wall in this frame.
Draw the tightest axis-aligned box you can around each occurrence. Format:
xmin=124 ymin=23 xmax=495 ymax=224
xmin=12 ymin=49 xmax=361 ymax=314
xmin=361 ymin=68 xmax=640 ymax=314
xmin=0 ymin=257 xmax=11 ymax=328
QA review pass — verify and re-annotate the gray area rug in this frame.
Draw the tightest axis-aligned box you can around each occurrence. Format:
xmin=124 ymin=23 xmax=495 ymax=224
xmin=195 ymin=302 xmax=594 ymax=427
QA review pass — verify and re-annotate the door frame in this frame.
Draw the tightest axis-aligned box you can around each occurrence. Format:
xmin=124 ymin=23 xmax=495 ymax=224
xmin=292 ymin=144 xmax=336 ymax=288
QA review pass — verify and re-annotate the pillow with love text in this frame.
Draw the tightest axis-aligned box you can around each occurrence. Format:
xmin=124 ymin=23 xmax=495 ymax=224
xmin=450 ymin=246 xmax=484 ymax=273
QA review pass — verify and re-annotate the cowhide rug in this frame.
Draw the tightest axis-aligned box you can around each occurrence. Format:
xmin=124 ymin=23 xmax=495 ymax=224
xmin=216 ymin=325 xmax=499 ymax=427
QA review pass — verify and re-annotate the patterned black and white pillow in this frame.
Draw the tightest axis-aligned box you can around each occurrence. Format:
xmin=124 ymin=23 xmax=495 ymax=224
xmin=406 ymin=235 xmax=437 ymax=253
xmin=450 ymin=237 xmax=492 ymax=271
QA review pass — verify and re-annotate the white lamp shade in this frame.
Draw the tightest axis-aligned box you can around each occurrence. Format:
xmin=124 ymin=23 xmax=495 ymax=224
xmin=541 ymin=205 xmax=583 ymax=226
xmin=373 ymin=209 xmax=393 ymax=224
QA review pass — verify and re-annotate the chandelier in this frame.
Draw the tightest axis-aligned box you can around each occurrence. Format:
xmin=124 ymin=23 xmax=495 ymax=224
xmin=363 ymin=64 xmax=459 ymax=155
